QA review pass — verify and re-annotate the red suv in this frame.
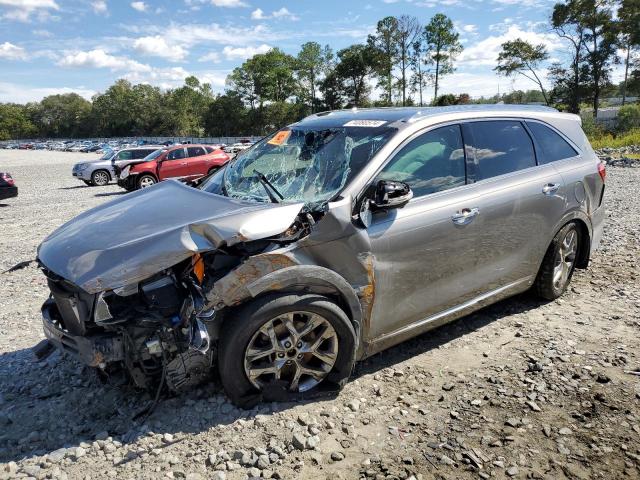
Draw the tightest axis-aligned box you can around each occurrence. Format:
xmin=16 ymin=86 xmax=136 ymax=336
xmin=117 ymin=144 xmax=230 ymax=190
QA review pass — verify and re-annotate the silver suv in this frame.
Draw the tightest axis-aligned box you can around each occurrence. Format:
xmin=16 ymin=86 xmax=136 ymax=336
xmin=72 ymin=146 xmax=162 ymax=186
xmin=38 ymin=105 xmax=605 ymax=405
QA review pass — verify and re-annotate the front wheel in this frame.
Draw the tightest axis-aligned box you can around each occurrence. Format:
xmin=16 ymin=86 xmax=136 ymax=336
xmin=218 ymin=293 xmax=356 ymax=406
xmin=137 ymin=174 xmax=156 ymax=189
xmin=534 ymin=222 xmax=580 ymax=300
xmin=91 ymin=170 xmax=110 ymax=187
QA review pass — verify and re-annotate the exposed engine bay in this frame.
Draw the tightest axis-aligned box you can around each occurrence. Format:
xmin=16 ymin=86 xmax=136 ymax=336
xmin=39 ymin=207 xmax=323 ymax=394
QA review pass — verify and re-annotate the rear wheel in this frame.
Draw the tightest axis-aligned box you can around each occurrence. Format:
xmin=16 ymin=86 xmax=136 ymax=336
xmin=138 ymin=174 xmax=156 ymax=189
xmin=218 ymin=293 xmax=355 ymax=406
xmin=208 ymin=167 xmax=219 ymax=176
xmin=534 ymin=222 xmax=580 ymax=300
xmin=91 ymin=169 xmax=110 ymax=187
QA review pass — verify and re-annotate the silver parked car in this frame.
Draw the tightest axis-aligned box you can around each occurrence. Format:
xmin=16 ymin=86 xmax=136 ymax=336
xmin=38 ymin=105 xmax=605 ymax=405
xmin=71 ymin=146 xmax=162 ymax=186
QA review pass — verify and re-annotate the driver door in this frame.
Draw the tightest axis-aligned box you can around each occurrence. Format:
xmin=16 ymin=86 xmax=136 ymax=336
xmin=365 ymin=124 xmax=482 ymax=339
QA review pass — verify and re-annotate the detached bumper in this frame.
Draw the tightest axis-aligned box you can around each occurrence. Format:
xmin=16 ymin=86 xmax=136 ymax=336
xmin=41 ymin=298 xmax=124 ymax=367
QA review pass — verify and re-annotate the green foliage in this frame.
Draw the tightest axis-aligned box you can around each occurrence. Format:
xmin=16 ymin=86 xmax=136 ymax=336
xmin=433 ymin=93 xmax=470 ymax=106
xmin=617 ymin=104 xmax=640 ymax=132
xmin=423 ymin=13 xmax=462 ymax=100
xmin=495 ymin=38 xmax=549 ymax=104
xmin=0 ymin=104 xmax=36 ymax=140
xmin=588 ymin=128 xmax=640 ymax=149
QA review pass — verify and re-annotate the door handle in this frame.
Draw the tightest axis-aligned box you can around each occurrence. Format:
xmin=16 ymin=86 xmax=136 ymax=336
xmin=542 ymin=183 xmax=560 ymax=195
xmin=452 ymin=207 xmax=480 ymax=225
xmin=181 ymin=162 xmax=187 ymax=166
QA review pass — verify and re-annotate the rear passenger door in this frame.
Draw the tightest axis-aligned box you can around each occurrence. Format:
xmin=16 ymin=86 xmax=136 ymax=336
xmin=461 ymin=119 xmax=567 ymax=292
xmin=186 ymin=146 xmax=208 ymax=177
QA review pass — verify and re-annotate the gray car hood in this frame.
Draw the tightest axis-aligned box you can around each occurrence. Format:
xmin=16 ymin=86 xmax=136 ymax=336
xmin=38 ymin=180 xmax=303 ymax=293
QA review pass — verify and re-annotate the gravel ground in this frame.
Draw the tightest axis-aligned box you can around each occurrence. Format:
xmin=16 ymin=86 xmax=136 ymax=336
xmin=0 ymin=150 xmax=639 ymax=480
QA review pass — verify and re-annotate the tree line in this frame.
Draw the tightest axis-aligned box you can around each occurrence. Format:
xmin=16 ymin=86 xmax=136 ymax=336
xmin=1 ymin=0 xmax=638 ymax=141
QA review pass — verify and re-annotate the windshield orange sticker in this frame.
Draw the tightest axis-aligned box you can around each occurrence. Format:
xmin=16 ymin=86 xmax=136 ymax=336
xmin=267 ymin=129 xmax=291 ymax=146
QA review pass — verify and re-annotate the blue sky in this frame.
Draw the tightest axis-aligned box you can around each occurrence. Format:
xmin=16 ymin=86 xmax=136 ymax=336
xmin=0 ymin=0 xmax=622 ymax=103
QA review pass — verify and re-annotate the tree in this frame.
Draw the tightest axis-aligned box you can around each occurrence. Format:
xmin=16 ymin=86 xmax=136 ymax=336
xmin=423 ymin=14 xmax=462 ymax=102
xmin=163 ymin=76 xmax=213 ymax=136
xmin=551 ymin=0 xmax=588 ymax=113
xmin=409 ymin=39 xmax=431 ymax=106
xmin=30 ymin=93 xmax=92 ymax=138
xmin=396 ymin=15 xmax=421 ymax=106
xmin=495 ymin=39 xmax=550 ymax=105
xmin=617 ymin=0 xmax=640 ymax=105
xmin=319 ymin=70 xmax=347 ymax=110
xmin=0 ymin=104 xmax=36 ymax=140
xmin=296 ymin=42 xmax=334 ymax=113
xmin=204 ymin=92 xmax=247 ymax=136
xmin=334 ymin=44 xmax=378 ymax=106
xmin=367 ymin=16 xmax=399 ymax=105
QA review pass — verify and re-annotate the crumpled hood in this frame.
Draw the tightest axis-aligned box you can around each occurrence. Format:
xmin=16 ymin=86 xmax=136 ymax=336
xmin=38 ymin=180 xmax=303 ymax=293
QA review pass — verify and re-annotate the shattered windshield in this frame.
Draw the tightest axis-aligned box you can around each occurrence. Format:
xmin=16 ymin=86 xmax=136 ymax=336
xmin=212 ymin=125 xmax=397 ymax=204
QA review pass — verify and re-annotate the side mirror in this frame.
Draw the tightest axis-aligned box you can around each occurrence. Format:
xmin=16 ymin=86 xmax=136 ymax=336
xmin=372 ymin=179 xmax=413 ymax=210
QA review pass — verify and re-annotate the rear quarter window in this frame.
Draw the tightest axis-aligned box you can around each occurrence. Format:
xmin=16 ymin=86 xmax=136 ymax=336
xmin=526 ymin=121 xmax=578 ymax=164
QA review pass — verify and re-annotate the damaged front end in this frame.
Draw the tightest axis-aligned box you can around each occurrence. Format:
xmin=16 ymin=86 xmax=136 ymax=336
xmin=36 ymin=181 xmax=320 ymax=392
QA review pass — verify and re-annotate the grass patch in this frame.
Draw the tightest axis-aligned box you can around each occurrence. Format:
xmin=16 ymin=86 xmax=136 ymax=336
xmin=588 ymin=128 xmax=640 ymax=150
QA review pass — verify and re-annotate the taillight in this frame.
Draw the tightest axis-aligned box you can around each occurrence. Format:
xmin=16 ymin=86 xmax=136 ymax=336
xmin=1 ymin=173 xmax=14 ymax=186
xmin=597 ymin=162 xmax=606 ymax=182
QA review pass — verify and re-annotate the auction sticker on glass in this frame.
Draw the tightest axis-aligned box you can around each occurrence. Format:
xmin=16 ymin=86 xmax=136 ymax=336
xmin=267 ymin=129 xmax=291 ymax=146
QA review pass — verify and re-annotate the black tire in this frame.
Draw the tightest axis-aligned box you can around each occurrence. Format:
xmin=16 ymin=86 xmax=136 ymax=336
xmin=218 ymin=293 xmax=356 ymax=407
xmin=207 ymin=167 xmax=219 ymax=176
xmin=83 ymin=180 xmax=92 ymax=186
xmin=534 ymin=222 xmax=580 ymax=300
xmin=91 ymin=169 xmax=110 ymax=186
xmin=137 ymin=174 xmax=156 ymax=189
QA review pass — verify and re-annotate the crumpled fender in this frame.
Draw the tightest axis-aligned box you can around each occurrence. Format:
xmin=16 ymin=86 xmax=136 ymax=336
xmin=205 ymin=258 xmax=363 ymax=338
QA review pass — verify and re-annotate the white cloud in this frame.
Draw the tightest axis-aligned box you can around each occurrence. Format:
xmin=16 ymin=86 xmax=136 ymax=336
xmin=0 ymin=81 xmax=95 ymax=103
xmin=222 ymin=44 xmax=271 ymax=60
xmin=251 ymin=7 xmax=298 ymax=20
xmin=33 ymin=29 xmax=52 ymax=37
xmin=0 ymin=0 xmax=59 ymax=22
xmin=210 ymin=0 xmax=247 ymax=6
xmin=0 ymin=41 xmax=26 ymax=60
xmin=130 ymin=1 xmax=146 ymax=12
xmin=160 ymin=22 xmax=284 ymax=48
xmin=458 ymin=25 xmax=562 ymax=67
xmin=133 ymin=36 xmax=188 ymax=61
xmin=58 ymin=49 xmax=151 ymax=73
xmin=438 ymin=71 xmax=551 ymax=98
xmin=92 ymin=1 xmax=107 ymax=13
xmin=198 ymin=51 xmax=221 ymax=63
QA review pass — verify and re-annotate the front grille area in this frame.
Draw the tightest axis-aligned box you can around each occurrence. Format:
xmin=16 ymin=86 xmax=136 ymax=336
xmin=41 ymin=266 xmax=96 ymax=335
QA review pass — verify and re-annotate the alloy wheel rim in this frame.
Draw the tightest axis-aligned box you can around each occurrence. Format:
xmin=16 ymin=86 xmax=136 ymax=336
xmin=94 ymin=172 xmax=108 ymax=185
xmin=140 ymin=177 xmax=155 ymax=188
xmin=243 ymin=311 xmax=339 ymax=392
xmin=553 ymin=229 xmax=578 ymax=290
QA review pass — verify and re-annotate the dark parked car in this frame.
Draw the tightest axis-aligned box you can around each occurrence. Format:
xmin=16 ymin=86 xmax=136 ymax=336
xmin=0 ymin=172 xmax=18 ymax=200
xmin=37 ymin=105 xmax=605 ymax=405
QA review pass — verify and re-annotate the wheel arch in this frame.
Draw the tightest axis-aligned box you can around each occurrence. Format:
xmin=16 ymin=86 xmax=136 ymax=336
xmin=216 ymin=264 xmax=363 ymax=347
xmin=551 ymin=210 xmax=592 ymax=269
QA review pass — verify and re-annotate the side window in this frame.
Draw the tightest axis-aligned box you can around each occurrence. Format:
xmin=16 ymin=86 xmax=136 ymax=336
xmin=526 ymin=121 xmax=578 ymax=164
xmin=205 ymin=146 xmax=215 ymax=153
xmin=117 ymin=150 xmax=132 ymax=160
xmin=187 ymin=146 xmax=206 ymax=157
xmin=376 ymin=125 xmax=465 ymax=197
xmin=167 ymin=148 xmax=186 ymax=160
xmin=463 ymin=121 xmax=536 ymax=181
xmin=131 ymin=150 xmax=146 ymax=159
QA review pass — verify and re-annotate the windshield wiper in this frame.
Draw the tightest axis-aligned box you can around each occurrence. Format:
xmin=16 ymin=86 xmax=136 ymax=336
xmin=253 ymin=169 xmax=284 ymax=203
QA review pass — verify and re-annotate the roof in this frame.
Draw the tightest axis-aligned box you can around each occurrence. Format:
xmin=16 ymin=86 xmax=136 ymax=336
xmin=297 ymin=104 xmax=560 ymax=128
